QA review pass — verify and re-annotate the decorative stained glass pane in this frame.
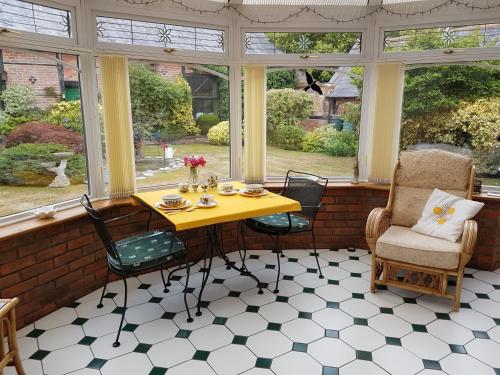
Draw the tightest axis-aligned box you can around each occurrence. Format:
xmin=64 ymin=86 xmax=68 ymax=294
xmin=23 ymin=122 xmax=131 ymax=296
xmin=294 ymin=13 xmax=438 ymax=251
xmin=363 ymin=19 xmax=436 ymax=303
xmin=384 ymin=23 xmax=500 ymax=52
xmin=96 ymin=16 xmax=225 ymax=53
xmin=0 ymin=0 xmax=70 ymax=38
xmin=244 ymin=32 xmax=362 ymax=55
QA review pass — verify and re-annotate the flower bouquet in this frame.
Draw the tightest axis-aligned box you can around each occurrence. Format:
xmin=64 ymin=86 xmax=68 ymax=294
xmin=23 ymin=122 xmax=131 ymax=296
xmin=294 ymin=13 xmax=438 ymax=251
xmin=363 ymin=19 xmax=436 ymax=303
xmin=184 ymin=155 xmax=207 ymax=186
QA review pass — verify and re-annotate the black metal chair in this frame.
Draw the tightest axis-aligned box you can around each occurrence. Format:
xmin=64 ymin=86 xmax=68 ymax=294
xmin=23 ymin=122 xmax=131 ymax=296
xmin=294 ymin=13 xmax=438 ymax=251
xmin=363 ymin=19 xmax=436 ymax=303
xmin=239 ymin=170 xmax=328 ymax=293
xmin=80 ymin=195 xmax=192 ymax=347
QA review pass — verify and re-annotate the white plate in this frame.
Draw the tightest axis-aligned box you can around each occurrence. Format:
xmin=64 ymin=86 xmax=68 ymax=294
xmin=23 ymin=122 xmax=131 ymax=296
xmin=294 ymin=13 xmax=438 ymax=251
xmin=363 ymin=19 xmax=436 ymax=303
xmin=218 ymin=190 xmax=238 ymax=196
xmin=239 ymin=189 xmax=270 ymax=197
xmin=197 ymin=201 xmax=217 ymax=208
xmin=155 ymin=200 xmax=191 ymax=210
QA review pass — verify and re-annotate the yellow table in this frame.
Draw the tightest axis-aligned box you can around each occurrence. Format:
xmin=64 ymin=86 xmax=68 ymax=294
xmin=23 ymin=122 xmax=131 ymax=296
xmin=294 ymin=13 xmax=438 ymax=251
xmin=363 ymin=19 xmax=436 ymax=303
xmin=132 ymin=182 xmax=301 ymax=231
xmin=132 ymin=181 xmax=301 ymax=317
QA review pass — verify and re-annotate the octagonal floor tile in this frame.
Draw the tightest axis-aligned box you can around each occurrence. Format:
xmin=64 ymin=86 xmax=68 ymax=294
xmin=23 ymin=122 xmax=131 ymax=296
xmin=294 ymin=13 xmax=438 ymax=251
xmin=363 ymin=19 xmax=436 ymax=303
xmin=160 ymin=292 xmax=198 ymax=314
xmin=272 ymin=351 xmax=322 ymax=375
xmin=416 ymin=295 xmax=454 ymax=313
xmin=4 ymin=359 xmax=43 ymax=375
xmin=426 ymin=320 xmax=474 ymax=345
xmin=450 ymin=309 xmax=495 ymax=331
xmin=462 ymin=278 xmax=494 ymax=294
xmin=42 ymin=344 xmax=93 ymax=375
xmin=258 ymin=302 xmax=298 ymax=324
xmin=113 ymin=288 xmax=151 ymax=307
xmin=246 ymin=330 xmax=292 ymax=358
xmin=83 ymin=313 xmax=122 ymax=337
xmin=192 ymin=283 xmax=229 ymax=302
xmin=16 ymin=337 xmax=38 ymax=361
xmin=440 ymin=353 xmax=496 ymax=375
xmin=401 ymin=332 xmax=450 ymax=360
xmin=472 ymin=271 xmax=500 ymax=285
xmin=38 ymin=324 xmax=84 ymax=351
xmin=125 ymin=302 xmax=165 ymax=325
xmin=340 ymin=360 xmax=389 ymax=375
xmin=470 ymin=299 xmax=500 ymax=318
xmin=308 ymin=337 xmax=355 ymax=367
xmin=318 ymin=251 xmax=349 ymax=263
xmin=35 ymin=307 xmax=77 ymax=330
xmin=288 ymin=293 xmax=326 ymax=313
xmin=339 ymin=259 xmax=371 ymax=273
xmin=226 ymin=312 xmax=268 ymax=336
xmin=340 ymin=299 xmax=380 ymax=319
xmin=313 ymin=308 xmax=353 ymax=330
xmin=340 ymin=277 xmax=371 ymax=294
xmin=365 ymin=290 xmax=405 ymax=308
xmin=341 ymin=325 xmax=385 ymax=351
xmin=489 ymin=325 xmax=500 ymax=344
xmin=208 ymin=344 xmax=256 ymax=375
xmin=373 ymin=345 xmax=424 ymax=375
xmin=174 ymin=309 xmax=215 ymax=331
xmin=240 ymin=288 xmax=277 ymax=306
xmin=167 ymin=360 xmax=216 ymax=375
xmin=100 ymin=352 xmax=152 ymax=375
xmin=208 ymin=296 xmax=247 ymax=318
xmin=465 ymin=338 xmax=500 ymax=368
xmin=293 ymin=272 xmax=328 ymax=289
xmin=394 ymin=304 xmax=436 ymax=325
xmin=134 ymin=318 xmax=178 ymax=344
xmin=224 ymin=275 xmax=261 ymax=292
xmin=90 ymin=331 xmax=138 ymax=360
xmin=281 ymin=318 xmax=324 ymax=343
xmin=189 ymin=324 xmax=233 ymax=351
xmin=369 ymin=314 xmax=413 ymax=338
xmin=148 ymin=337 xmax=196 ymax=368
xmin=315 ymin=284 xmax=352 ymax=302
xmin=297 ymin=255 xmax=328 ymax=270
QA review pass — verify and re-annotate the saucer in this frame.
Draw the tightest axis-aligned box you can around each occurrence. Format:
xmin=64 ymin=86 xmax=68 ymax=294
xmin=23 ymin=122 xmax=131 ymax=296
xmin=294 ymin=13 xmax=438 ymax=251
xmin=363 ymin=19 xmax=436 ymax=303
xmin=239 ymin=189 xmax=269 ymax=197
xmin=197 ymin=201 xmax=217 ymax=208
xmin=218 ymin=190 xmax=238 ymax=196
xmin=155 ymin=200 xmax=191 ymax=210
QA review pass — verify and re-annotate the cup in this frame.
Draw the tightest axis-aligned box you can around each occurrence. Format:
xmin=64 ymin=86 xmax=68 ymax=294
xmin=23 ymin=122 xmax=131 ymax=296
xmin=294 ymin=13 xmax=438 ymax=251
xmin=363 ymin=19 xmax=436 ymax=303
xmin=246 ymin=184 xmax=264 ymax=194
xmin=162 ymin=194 xmax=183 ymax=207
xmin=221 ymin=182 xmax=234 ymax=193
xmin=178 ymin=182 xmax=189 ymax=193
xmin=191 ymin=183 xmax=199 ymax=192
xmin=200 ymin=181 xmax=209 ymax=192
xmin=200 ymin=194 xmax=214 ymax=206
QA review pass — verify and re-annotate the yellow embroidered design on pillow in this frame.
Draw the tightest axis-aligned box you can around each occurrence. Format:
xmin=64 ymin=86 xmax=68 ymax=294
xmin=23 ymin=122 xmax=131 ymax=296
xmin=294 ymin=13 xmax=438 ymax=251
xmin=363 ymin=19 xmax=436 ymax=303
xmin=432 ymin=204 xmax=456 ymax=225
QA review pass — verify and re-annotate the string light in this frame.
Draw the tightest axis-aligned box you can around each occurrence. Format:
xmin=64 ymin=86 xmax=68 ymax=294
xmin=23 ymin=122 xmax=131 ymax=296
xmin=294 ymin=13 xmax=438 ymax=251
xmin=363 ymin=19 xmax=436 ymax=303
xmin=119 ymin=0 xmax=500 ymax=24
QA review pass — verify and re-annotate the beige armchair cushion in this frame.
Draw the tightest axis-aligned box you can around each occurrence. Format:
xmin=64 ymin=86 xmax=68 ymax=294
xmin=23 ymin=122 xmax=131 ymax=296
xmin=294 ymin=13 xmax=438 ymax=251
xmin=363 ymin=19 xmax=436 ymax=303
xmin=376 ymin=225 xmax=461 ymax=270
xmin=391 ymin=150 xmax=472 ymax=227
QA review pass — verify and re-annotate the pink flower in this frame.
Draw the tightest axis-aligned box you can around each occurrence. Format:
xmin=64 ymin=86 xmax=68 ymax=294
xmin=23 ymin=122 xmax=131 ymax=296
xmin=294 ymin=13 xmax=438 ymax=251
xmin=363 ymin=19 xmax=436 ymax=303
xmin=184 ymin=155 xmax=207 ymax=168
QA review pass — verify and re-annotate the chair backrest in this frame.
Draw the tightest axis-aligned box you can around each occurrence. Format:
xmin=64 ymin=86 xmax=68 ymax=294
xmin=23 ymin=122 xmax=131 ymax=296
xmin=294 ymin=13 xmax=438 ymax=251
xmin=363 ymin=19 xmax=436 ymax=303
xmin=80 ymin=195 xmax=119 ymax=260
xmin=282 ymin=170 xmax=328 ymax=220
xmin=389 ymin=149 xmax=474 ymax=227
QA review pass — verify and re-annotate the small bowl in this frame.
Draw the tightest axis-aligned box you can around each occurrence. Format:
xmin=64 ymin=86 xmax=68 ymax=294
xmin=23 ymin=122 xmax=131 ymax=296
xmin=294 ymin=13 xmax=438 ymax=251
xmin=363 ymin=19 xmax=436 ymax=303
xmin=246 ymin=184 xmax=264 ymax=194
xmin=34 ymin=206 xmax=57 ymax=219
xmin=221 ymin=183 xmax=234 ymax=192
xmin=162 ymin=194 xmax=183 ymax=206
xmin=178 ymin=183 xmax=189 ymax=193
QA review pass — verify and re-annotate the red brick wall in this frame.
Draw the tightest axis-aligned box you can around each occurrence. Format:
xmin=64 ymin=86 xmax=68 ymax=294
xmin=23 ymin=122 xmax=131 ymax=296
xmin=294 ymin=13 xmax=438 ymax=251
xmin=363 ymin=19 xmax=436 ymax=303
xmin=0 ymin=187 xmax=498 ymax=329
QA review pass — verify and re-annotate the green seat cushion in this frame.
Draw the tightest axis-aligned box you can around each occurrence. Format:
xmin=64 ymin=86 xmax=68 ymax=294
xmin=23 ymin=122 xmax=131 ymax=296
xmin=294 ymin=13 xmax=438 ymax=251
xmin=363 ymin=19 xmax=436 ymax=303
xmin=246 ymin=213 xmax=310 ymax=233
xmin=110 ymin=230 xmax=185 ymax=271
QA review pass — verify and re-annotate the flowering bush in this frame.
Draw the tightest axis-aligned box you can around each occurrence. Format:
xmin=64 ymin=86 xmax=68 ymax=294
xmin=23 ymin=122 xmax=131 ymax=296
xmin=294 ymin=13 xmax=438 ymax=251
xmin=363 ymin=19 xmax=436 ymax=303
xmin=207 ymin=121 xmax=229 ymax=146
xmin=47 ymin=100 xmax=83 ymax=132
xmin=0 ymin=86 xmax=35 ymax=117
xmin=183 ymin=155 xmax=207 ymax=168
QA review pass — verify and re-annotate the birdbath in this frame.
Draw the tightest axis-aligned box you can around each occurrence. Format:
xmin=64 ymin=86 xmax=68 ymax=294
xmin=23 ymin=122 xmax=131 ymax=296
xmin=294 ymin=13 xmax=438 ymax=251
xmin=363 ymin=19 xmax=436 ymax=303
xmin=41 ymin=152 xmax=74 ymax=188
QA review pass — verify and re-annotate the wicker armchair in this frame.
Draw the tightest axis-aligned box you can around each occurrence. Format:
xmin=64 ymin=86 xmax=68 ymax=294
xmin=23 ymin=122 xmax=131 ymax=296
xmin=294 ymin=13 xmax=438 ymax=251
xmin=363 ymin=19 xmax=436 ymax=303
xmin=366 ymin=149 xmax=477 ymax=311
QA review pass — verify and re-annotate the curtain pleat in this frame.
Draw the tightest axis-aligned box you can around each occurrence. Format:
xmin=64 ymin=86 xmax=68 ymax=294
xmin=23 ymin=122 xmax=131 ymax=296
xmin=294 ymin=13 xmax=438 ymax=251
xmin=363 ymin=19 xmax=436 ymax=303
xmin=100 ymin=55 xmax=137 ymax=198
xmin=243 ymin=66 xmax=266 ymax=184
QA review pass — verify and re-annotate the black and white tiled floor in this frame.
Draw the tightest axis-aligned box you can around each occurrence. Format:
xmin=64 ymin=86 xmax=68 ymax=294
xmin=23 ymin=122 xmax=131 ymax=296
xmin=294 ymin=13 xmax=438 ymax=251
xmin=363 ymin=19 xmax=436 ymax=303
xmin=8 ymin=249 xmax=500 ymax=375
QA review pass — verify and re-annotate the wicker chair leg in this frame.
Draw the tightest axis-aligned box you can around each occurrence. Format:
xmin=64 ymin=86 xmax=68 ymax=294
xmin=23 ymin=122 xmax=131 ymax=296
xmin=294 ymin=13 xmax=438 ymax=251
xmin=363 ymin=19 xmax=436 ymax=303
xmin=370 ymin=253 xmax=378 ymax=293
xmin=8 ymin=309 xmax=24 ymax=375
xmin=454 ymin=270 xmax=464 ymax=312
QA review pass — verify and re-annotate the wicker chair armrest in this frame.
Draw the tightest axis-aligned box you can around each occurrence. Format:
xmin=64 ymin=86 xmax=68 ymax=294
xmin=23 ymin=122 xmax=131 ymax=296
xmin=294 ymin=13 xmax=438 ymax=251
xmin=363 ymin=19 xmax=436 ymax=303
xmin=365 ymin=208 xmax=392 ymax=250
xmin=459 ymin=219 xmax=478 ymax=266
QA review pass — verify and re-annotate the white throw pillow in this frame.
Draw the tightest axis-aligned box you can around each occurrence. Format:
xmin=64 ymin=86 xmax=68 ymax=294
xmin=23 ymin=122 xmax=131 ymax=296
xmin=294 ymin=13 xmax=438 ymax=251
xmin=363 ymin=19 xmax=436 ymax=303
xmin=411 ymin=189 xmax=484 ymax=242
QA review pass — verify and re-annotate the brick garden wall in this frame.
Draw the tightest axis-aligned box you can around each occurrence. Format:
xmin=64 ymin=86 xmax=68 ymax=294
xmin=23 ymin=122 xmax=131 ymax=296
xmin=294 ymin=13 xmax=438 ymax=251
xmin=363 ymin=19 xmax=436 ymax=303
xmin=0 ymin=186 xmax=498 ymax=329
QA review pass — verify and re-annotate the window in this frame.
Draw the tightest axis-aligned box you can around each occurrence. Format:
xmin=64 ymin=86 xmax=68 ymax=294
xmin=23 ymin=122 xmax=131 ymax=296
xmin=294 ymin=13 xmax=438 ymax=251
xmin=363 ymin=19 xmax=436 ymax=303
xmin=384 ymin=23 xmax=500 ymax=53
xmin=265 ymin=67 xmax=362 ymax=179
xmin=96 ymin=16 xmax=225 ymax=53
xmin=245 ymin=31 xmax=361 ymax=55
xmin=0 ymin=0 xmax=71 ymax=38
xmin=399 ymin=62 xmax=500 ymax=188
xmin=0 ymin=47 xmax=88 ymax=218
xmin=96 ymin=61 xmax=230 ymax=189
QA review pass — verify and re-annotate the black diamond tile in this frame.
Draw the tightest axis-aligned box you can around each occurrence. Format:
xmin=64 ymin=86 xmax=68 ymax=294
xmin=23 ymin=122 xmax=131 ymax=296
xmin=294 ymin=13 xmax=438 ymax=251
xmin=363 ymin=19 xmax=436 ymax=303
xmin=328 ymin=279 xmax=339 ymax=285
xmin=149 ymin=367 xmax=167 ymax=375
xmin=356 ymin=350 xmax=372 ymax=361
xmin=435 ymin=313 xmax=451 ymax=320
xmin=292 ymin=342 xmax=308 ymax=352
xmin=473 ymin=330 xmax=490 ymax=339
xmin=228 ymin=291 xmax=241 ymax=297
xmin=265 ymin=264 xmax=276 ymax=269
xmin=494 ymin=318 xmax=500 ymax=325
xmin=249 ymin=254 xmax=260 ymax=259
xmin=267 ymin=322 xmax=281 ymax=331
xmin=494 ymin=285 xmax=500 ymax=290
xmin=171 ymin=275 xmax=182 ymax=281
xmin=176 ymin=329 xmax=192 ymax=338
xmin=123 ymin=323 xmax=139 ymax=332
xmin=213 ymin=317 xmax=227 ymax=325
xmin=183 ymin=287 xmax=195 ymax=294
xmin=325 ymin=329 xmax=339 ymax=338
xmin=138 ymin=283 xmax=151 ymax=290
xmin=423 ymin=359 xmax=441 ymax=370
xmin=134 ymin=343 xmax=152 ymax=353
xmin=30 ymin=350 xmax=50 ymax=360
xmin=67 ymin=301 xmax=80 ymax=308
xmin=412 ymin=324 xmax=427 ymax=333
xmin=199 ymin=267 xmax=209 ymax=273
xmin=347 ymin=247 xmax=356 ymax=252
xmin=385 ymin=337 xmax=401 ymax=346
xmin=380 ymin=307 xmax=393 ymax=314
xmin=307 ymin=268 xmax=318 ymax=274
xmin=283 ymin=275 xmax=294 ymax=281
xmin=464 ymin=273 xmax=474 ymax=278
xmin=403 ymin=297 xmax=417 ymax=304
xmin=449 ymin=344 xmax=467 ymax=354
xmin=476 ymin=293 xmax=490 ymax=299
xmin=376 ymin=285 xmax=388 ymax=290
xmin=289 ymin=258 xmax=298 ymax=263
xmin=149 ymin=297 xmax=163 ymax=304
xmin=199 ymin=301 xmax=210 ymax=308
xmin=329 ymin=262 xmax=339 ymax=267
xmin=255 ymin=358 xmax=273 ymax=369
xmin=349 ymin=256 xmax=359 ymax=260
xmin=72 ymin=317 xmax=88 ymax=326
xmin=26 ymin=329 xmax=45 ymax=338
xmin=460 ymin=302 xmax=471 ymax=309
xmin=162 ymin=312 xmax=176 ymax=320
xmin=303 ymin=287 xmax=315 ymax=294
xmin=246 ymin=305 xmax=260 ymax=313
xmin=233 ymin=335 xmax=248 ymax=345
xmin=87 ymin=358 xmax=107 ymax=369
xmin=213 ymin=278 xmax=224 ymax=284
xmin=193 ymin=350 xmax=210 ymax=361
xmin=276 ymin=296 xmax=289 ymax=303
xmin=351 ymin=273 xmax=362 ymax=278
xmin=326 ymin=301 xmax=339 ymax=309
xmin=352 ymin=293 xmax=364 ymax=299
xmin=354 ymin=318 xmax=368 ymax=326
xmin=493 ymin=369 xmax=500 ymax=375
xmin=78 ymin=336 xmax=97 ymax=345
xmin=298 ymin=312 xmax=312 ymax=319
xmin=323 ymin=367 xmax=339 ymax=375
xmin=104 ymin=292 xmax=117 ymax=299
xmin=111 ymin=307 xmax=125 ymax=315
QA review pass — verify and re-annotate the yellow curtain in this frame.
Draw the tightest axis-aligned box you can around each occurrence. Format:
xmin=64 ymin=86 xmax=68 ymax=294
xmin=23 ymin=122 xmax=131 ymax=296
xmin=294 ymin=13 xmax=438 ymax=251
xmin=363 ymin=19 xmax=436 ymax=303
xmin=100 ymin=55 xmax=137 ymax=198
xmin=243 ymin=65 xmax=266 ymax=184
xmin=369 ymin=63 xmax=405 ymax=184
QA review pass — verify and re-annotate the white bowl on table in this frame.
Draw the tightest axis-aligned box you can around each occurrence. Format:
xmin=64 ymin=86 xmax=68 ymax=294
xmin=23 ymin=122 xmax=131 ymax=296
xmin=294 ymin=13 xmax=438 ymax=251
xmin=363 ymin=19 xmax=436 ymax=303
xmin=245 ymin=184 xmax=264 ymax=194
xmin=162 ymin=194 xmax=184 ymax=207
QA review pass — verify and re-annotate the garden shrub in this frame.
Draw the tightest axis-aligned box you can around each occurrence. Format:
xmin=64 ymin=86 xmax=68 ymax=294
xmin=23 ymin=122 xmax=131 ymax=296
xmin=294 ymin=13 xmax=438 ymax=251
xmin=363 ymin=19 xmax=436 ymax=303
xmin=0 ymin=86 xmax=35 ymax=117
xmin=323 ymin=130 xmax=358 ymax=157
xmin=302 ymin=126 xmax=337 ymax=153
xmin=47 ymin=100 xmax=83 ymax=132
xmin=0 ymin=143 xmax=86 ymax=186
xmin=207 ymin=121 xmax=229 ymax=145
xmin=341 ymin=102 xmax=361 ymax=132
xmin=0 ymin=114 xmax=42 ymax=136
xmin=274 ymin=124 xmax=305 ymax=151
xmin=5 ymin=122 xmax=84 ymax=153
xmin=197 ymin=113 xmax=220 ymax=135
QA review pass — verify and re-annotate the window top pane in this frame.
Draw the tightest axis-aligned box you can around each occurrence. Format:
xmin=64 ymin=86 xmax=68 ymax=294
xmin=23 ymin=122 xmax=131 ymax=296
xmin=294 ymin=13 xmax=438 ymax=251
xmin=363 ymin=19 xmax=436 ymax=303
xmin=0 ymin=0 xmax=71 ymax=38
xmin=245 ymin=31 xmax=361 ymax=55
xmin=96 ymin=16 xmax=225 ymax=53
xmin=384 ymin=23 xmax=500 ymax=53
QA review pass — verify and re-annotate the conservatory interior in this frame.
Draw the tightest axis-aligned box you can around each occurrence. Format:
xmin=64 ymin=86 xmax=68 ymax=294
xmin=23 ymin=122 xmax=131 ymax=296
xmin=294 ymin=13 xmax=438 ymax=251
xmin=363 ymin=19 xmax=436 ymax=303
xmin=0 ymin=0 xmax=499 ymax=374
